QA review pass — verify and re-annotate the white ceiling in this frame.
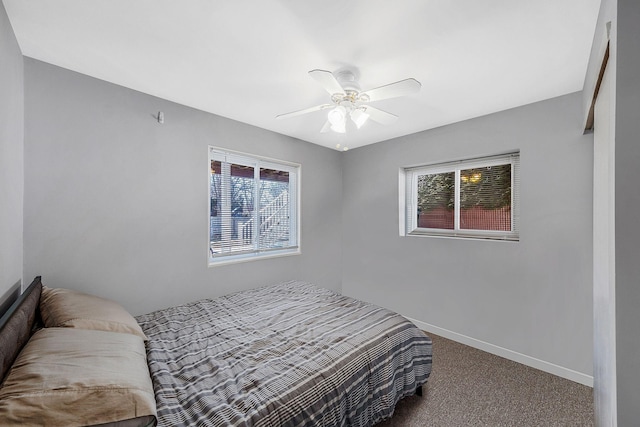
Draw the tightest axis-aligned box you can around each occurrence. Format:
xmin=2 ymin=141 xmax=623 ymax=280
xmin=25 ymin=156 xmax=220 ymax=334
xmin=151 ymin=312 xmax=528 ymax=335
xmin=3 ymin=0 xmax=601 ymax=151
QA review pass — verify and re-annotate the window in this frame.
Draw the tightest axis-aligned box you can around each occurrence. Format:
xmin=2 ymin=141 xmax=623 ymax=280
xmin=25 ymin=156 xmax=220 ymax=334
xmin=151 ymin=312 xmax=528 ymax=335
xmin=209 ymin=147 xmax=300 ymax=264
xmin=401 ymin=152 xmax=520 ymax=241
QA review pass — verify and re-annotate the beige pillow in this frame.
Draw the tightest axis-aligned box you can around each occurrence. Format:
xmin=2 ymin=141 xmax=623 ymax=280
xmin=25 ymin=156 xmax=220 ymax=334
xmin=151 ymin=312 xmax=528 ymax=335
xmin=40 ymin=286 xmax=147 ymax=340
xmin=0 ymin=328 xmax=157 ymax=427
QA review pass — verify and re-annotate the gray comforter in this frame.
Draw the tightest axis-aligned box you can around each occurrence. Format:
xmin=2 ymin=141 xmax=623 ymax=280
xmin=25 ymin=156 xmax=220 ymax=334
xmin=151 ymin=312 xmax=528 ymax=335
xmin=136 ymin=281 xmax=432 ymax=427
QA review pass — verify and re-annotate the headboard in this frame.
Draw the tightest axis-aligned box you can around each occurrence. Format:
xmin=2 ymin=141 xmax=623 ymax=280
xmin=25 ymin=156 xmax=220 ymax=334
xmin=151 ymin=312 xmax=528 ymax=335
xmin=0 ymin=281 xmax=21 ymax=322
xmin=0 ymin=276 xmax=42 ymax=383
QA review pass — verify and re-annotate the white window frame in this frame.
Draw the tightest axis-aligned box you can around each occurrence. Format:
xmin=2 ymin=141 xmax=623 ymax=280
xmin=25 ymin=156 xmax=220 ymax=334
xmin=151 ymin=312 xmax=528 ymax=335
xmin=208 ymin=147 xmax=301 ymax=266
xmin=400 ymin=152 xmax=520 ymax=241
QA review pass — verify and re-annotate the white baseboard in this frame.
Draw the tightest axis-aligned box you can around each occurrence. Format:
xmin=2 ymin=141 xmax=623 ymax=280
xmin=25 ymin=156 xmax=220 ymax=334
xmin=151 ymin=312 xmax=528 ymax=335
xmin=405 ymin=316 xmax=594 ymax=387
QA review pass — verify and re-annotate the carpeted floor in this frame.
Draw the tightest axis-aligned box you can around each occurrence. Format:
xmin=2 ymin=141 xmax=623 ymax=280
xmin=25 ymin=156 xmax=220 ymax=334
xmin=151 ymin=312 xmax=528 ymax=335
xmin=378 ymin=333 xmax=594 ymax=426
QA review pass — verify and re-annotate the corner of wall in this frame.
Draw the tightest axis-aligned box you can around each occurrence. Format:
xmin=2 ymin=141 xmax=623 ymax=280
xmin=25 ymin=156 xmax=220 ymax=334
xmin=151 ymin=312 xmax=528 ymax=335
xmin=0 ymin=0 xmax=25 ymax=298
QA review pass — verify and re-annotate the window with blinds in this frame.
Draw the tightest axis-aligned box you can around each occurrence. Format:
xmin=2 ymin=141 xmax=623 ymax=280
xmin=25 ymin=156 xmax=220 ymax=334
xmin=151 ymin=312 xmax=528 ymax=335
xmin=209 ymin=147 xmax=300 ymax=264
xmin=402 ymin=152 xmax=520 ymax=241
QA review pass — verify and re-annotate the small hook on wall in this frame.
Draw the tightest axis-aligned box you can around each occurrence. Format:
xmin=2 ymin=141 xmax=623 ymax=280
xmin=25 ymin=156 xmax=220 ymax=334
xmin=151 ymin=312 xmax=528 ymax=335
xmin=156 ymin=111 xmax=164 ymax=124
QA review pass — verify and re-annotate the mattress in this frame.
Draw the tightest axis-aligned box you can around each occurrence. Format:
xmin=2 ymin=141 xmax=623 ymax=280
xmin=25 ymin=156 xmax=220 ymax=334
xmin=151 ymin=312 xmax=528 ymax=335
xmin=136 ymin=281 xmax=432 ymax=427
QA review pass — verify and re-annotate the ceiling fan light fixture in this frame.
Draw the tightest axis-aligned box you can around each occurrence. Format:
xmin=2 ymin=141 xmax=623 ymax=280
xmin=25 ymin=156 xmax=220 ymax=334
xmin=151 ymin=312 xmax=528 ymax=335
xmin=350 ymin=108 xmax=370 ymax=129
xmin=330 ymin=120 xmax=346 ymax=133
xmin=327 ymin=105 xmax=347 ymax=126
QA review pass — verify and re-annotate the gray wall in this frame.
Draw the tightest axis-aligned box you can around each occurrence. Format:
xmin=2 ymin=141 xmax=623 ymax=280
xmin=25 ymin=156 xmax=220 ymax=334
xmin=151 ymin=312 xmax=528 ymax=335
xmin=341 ymin=92 xmax=594 ymax=377
xmin=0 ymin=2 xmax=24 ymax=297
xmin=586 ymin=0 xmax=617 ymax=423
xmin=23 ymin=59 xmax=342 ymax=315
xmin=615 ymin=0 xmax=640 ymax=422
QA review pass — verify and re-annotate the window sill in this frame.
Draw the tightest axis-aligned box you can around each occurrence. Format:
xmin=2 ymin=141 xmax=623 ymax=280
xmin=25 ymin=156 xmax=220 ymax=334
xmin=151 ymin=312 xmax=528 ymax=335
xmin=208 ymin=248 xmax=301 ymax=267
xmin=406 ymin=230 xmax=519 ymax=242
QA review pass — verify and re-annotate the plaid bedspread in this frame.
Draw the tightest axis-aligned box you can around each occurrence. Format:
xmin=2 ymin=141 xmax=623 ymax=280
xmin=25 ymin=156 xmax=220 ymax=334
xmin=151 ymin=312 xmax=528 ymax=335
xmin=136 ymin=281 xmax=432 ymax=427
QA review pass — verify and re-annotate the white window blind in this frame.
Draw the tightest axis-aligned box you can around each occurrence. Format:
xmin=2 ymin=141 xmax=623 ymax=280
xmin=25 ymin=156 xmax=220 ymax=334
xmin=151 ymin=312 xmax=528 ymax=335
xmin=403 ymin=152 xmax=520 ymax=241
xmin=209 ymin=148 xmax=299 ymax=264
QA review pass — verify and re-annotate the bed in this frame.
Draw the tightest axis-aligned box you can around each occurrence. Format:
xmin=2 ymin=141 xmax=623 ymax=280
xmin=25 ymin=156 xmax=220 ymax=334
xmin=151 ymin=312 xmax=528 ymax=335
xmin=0 ymin=277 xmax=432 ymax=427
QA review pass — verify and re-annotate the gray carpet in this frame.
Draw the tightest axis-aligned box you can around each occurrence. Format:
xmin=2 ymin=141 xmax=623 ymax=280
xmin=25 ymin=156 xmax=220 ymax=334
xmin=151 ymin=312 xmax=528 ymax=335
xmin=378 ymin=333 xmax=594 ymax=426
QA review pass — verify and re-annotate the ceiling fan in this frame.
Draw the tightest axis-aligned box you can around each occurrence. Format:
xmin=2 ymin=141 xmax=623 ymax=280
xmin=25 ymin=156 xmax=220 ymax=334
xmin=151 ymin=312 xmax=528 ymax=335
xmin=276 ymin=69 xmax=421 ymax=134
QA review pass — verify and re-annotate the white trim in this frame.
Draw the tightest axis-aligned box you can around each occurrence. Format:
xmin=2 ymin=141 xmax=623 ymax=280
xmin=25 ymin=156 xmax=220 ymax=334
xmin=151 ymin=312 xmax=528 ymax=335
xmin=403 ymin=152 xmax=519 ymax=241
xmin=404 ymin=152 xmax=519 ymax=172
xmin=208 ymin=248 xmax=301 ymax=267
xmin=404 ymin=231 xmax=519 ymax=242
xmin=209 ymin=146 xmax=300 ymax=170
xmin=405 ymin=316 xmax=594 ymax=387
xmin=398 ymin=168 xmax=406 ymax=236
xmin=208 ymin=145 xmax=301 ymax=265
xmin=454 ymin=169 xmax=461 ymax=228
xmin=593 ymin=50 xmax=617 ymax=426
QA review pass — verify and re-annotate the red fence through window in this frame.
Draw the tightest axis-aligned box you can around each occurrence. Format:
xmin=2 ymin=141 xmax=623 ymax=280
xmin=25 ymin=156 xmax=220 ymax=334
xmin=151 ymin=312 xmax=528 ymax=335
xmin=418 ymin=206 xmax=511 ymax=231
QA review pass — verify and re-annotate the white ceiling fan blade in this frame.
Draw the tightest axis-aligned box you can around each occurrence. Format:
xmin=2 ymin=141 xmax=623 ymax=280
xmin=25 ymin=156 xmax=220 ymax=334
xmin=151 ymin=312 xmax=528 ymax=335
xmin=360 ymin=78 xmax=421 ymax=102
xmin=320 ymin=121 xmax=332 ymax=133
xmin=276 ymin=104 xmax=333 ymax=120
xmin=364 ymin=106 xmax=398 ymax=125
xmin=308 ymin=69 xmax=346 ymax=96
